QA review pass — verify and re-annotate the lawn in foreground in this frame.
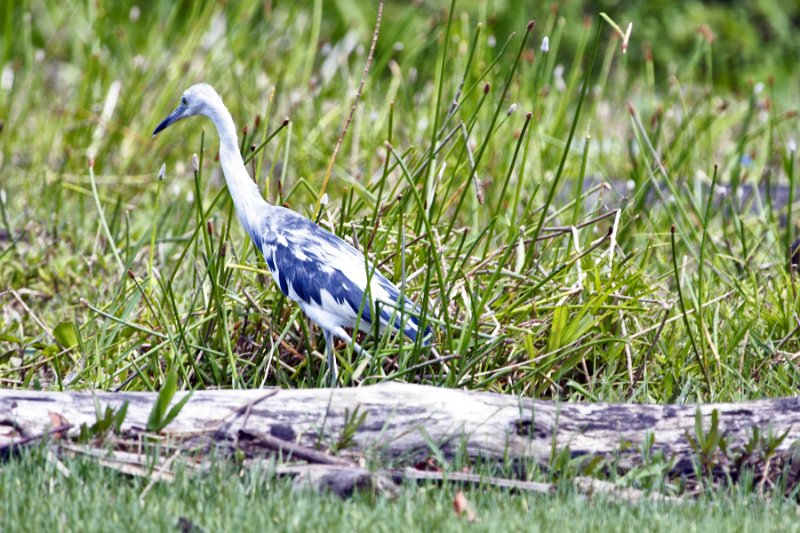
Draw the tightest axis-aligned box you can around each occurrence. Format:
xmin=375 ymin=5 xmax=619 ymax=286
xmin=1 ymin=451 xmax=798 ymax=532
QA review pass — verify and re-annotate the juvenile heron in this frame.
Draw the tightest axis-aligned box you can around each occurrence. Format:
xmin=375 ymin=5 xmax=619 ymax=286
xmin=153 ymin=83 xmax=432 ymax=385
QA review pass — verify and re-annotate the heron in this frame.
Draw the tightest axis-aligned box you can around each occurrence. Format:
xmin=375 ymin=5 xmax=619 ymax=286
xmin=152 ymin=83 xmax=432 ymax=385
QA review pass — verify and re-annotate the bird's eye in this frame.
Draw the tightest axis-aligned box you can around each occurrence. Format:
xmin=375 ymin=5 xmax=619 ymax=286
xmin=181 ymin=96 xmax=188 ymax=106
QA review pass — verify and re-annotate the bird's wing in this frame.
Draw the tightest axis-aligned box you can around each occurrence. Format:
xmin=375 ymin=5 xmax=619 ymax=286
xmin=258 ymin=208 xmax=431 ymax=342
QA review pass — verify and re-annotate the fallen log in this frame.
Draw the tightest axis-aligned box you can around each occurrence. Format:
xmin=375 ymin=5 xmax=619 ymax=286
xmin=1 ymin=383 xmax=799 ymax=477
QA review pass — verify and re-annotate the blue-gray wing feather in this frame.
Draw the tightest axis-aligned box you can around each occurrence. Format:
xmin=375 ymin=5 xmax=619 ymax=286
xmin=254 ymin=208 xmax=431 ymax=342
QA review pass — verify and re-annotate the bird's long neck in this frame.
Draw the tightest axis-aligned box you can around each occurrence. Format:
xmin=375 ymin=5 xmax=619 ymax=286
xmin=208 ymin=104 xmax=268 ymax=240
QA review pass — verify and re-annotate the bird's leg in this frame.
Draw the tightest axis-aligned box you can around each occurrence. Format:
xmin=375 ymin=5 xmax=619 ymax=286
xmin=333 ymin=329 xmax=372 ymax=360
xmin=323 ymin=330 xmax=338 ymax=387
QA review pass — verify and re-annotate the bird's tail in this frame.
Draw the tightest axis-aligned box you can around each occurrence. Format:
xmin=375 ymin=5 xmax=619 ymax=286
xmin=399 ymin=303 xmax=433 ymax=346
xmin=377 ymin=298 xmax=433 ymax=345
xmin=374 ymin=275 xmax=433 ymax=346
xmin=403 ymin=323 xmax=433 ymax=345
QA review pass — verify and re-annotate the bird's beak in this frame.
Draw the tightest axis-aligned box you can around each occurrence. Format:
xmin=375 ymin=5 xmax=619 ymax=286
xmin=152 ymin=104 xmax=188 ymax=137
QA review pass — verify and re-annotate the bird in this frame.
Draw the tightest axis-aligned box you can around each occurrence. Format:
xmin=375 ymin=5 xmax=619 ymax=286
xmin=152 ymin=83 xmax=432 ymax=385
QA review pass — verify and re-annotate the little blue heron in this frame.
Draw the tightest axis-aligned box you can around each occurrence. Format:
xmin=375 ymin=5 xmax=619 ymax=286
xmin=153 ymin=83 xmax=432 ymax=385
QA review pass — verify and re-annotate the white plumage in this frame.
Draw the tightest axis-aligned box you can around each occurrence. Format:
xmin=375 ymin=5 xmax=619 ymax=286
xmin=153 ymin=83 xmax=431 ymax=385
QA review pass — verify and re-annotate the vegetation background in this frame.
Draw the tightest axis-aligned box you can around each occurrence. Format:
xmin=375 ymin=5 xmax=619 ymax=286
xmin=1 ymin=0 xmax=799 ymax=527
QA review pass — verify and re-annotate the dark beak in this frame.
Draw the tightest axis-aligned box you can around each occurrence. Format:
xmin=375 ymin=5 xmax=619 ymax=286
xmin=152 ymin=104 xmax=187 ymax=137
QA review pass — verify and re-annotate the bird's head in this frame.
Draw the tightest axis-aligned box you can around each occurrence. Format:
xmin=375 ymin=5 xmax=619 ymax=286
xmin=152 ymin=83 xmax=223 ymax=137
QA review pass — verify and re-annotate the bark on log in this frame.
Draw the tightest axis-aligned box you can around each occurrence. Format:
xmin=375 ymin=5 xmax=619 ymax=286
xmin=1 ymin=383 xmax=799 ymax=474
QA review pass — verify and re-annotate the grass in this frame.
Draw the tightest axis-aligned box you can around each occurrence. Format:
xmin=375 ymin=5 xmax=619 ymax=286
xmin=1 ymin=0 xmax=800 ymax=523
xmin=2 ymin=0 xmax=797 ymax=398
xmin=2 ymin=449 xmax=800 ymax=533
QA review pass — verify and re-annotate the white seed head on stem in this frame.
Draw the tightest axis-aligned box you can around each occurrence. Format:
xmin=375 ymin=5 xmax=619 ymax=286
xmin=622 ymin=22 xmax=633 ymax=54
